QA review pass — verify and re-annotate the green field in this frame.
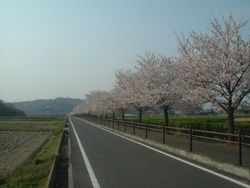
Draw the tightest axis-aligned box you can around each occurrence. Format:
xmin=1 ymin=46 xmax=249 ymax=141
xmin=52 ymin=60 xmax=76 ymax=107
xmin=0 ymin=116 xmax=60 ymax=132
xmin=121 ymin=115 xmax=250 ymax=127
xmin=0 ymin=116 xmax=66 ymax=188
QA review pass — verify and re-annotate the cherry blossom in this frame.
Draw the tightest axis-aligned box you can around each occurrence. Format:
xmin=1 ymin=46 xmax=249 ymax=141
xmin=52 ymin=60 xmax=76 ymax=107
xmin=177 ymin=14 xmax=250 ymax=134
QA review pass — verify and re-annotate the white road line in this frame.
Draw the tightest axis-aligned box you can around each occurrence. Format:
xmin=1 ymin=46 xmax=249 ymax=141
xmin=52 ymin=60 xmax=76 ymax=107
xmin=68 ymin=163 xmax=73 ymax=188
xmin=79 ymin=118 xmax=250 ymax=188
xmin=69 ymin=118 xmax=101 ymax=188
xmin=68 ymin=137 xmax=74 ymax=188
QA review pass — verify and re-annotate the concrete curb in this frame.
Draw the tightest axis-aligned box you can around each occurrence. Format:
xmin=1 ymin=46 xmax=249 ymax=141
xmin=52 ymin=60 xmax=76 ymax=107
xmin=88 ymin=121 xmax=250 ymax=181
xmin=46 ymin=127 xmax=68 ymax=188
xmin=68 ymin=131 xmax=73 ymax=188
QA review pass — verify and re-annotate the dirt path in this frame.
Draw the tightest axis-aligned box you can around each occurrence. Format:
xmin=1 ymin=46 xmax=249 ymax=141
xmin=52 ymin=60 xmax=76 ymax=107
xmin=0 ymin=131 xmax=51 ymax=175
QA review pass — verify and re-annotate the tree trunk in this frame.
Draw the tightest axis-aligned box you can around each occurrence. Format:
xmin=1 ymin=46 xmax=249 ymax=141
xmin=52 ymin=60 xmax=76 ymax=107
xmin=138 ymin=107 xmax=142 ymax=123
xmin=163 ymin=106 xmax=169 ymax=127
xmin=122 ymin=112 xmax=125 ymax=121
xmin=112 ymin=112 xmax=115 ymax=120
xmin=162 ymin=106 xmax=169 ymax=144
xmin=227 ymin=108 xmax=235 ymax=140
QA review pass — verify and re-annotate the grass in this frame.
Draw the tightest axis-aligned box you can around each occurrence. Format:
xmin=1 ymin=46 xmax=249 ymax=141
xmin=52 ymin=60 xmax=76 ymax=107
xmin=0 ymin=116 xmax=59 ymax=122
xmin=121 ymin=115 xmax=250 ymax=127
xmin=0 ymin=116 xmax=59 ymax=132
xmin=0 ymin=116 xmax=66 ymax=188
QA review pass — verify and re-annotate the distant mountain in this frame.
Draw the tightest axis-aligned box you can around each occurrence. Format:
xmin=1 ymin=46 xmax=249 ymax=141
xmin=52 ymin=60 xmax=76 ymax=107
xmin=0 ymin=100 xmax=26 ymax=116
xmin=11 ymin=97 xmax=82 ymax=116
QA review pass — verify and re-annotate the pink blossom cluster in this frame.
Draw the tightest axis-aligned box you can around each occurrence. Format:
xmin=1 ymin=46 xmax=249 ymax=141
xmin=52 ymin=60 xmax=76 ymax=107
xmin=72 ymin=14 xmax=250 ymax=133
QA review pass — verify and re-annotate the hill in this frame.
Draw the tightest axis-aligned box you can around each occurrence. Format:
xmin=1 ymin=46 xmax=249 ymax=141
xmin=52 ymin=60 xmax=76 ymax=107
xmin=0 ymin=100 xmax=26 ymax=116
xmin=11 ymin=97 xmax=82 ymax=116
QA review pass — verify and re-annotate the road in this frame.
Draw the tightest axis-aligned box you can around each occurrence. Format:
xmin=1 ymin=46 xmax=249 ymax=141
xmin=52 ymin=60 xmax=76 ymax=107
xmin=68 ymin=116 xmax=250 ymax=188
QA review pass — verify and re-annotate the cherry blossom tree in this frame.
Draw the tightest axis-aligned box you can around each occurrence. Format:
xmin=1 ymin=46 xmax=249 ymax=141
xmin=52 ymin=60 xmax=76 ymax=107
xmin=70 ymin=105 xmax=84 ymax=116
xmin=177 ymin=14 xmax=250 ymax=135
xmin=135 ymin=52 xmax=182 ymax=128
xmin=112 ymin=71 xmax=133 ymax=120
xmin=101 ymin=89 xmax=120 ymax=119
xmin=175 ymin=101 xmax=204 ymax=116
xmin=81 ymin=90 xmax=111 ymax=117
xmin=114 ymin=69 xmax=144 ymax=122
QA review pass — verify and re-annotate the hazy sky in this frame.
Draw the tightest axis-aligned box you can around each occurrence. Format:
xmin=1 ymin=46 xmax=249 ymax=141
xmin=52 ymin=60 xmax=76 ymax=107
xmin=1 ymin=1 xmax=250 ymax=102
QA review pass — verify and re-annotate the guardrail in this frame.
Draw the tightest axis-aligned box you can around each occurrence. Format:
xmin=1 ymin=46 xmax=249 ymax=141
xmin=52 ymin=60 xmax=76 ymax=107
xmin=79 ymin=115 xmax=250 ymax=166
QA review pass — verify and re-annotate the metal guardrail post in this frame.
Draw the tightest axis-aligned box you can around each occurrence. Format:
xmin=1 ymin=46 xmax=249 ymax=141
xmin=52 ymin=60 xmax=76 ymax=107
xmin=118 ymin=121 xmax=120 ymax=130
xmin=238 ymin=131 xmax=242 ymax=166
xmin=190 ymin=127 xmax=193 ymax=152
xmin=145 ymin=123 xmax=148 ymax=139
xmin=133 ymin=121 xmax=135 ymax=135
xmin=163 ymin=124 xmax=166 ymax=144
xmin=124 ymin=121 xmax=127 ymax=132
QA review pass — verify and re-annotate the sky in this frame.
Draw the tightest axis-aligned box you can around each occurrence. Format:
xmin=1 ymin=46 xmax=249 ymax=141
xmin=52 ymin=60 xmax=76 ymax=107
xmin=0 ymin=0 xmax=250 ymax=102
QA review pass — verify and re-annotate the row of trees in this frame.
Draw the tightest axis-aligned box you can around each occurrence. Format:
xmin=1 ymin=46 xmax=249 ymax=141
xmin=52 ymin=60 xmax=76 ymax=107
xmin=72 ymin=14 xmax=250 ymax=135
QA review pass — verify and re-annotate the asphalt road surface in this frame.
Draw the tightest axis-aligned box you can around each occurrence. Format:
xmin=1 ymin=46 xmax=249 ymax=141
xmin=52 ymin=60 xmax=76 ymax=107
xmin=68 ymin=116 xmax=250 ymax=188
